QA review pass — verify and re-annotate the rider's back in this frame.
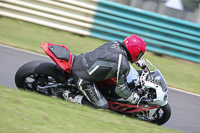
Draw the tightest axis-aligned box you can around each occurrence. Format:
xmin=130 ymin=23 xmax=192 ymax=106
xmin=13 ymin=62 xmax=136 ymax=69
xmin=72 ymin=41 xmax=130 ymax=82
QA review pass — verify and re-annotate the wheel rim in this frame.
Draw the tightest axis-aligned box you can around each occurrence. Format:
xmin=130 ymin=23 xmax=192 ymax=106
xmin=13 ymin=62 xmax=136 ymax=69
xmin=151 ymin=108 xmax=164 ymax=122
xmin=135 ymin=107 xmax=164 ymax=122
xmin=22 ymin=74 xmax=57 ymax=91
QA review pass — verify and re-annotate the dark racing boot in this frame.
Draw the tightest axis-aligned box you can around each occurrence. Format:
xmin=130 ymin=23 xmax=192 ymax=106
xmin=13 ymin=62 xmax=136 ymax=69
xmin=81 ymin=84 xmax=109 ymax=109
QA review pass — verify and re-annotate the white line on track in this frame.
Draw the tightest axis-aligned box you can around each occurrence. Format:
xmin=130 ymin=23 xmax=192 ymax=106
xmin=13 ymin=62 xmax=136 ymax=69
xmin=1 ymin=44 xmax=200 ymax=97
xmin=169 ymin=87 xmax=200 ymax=97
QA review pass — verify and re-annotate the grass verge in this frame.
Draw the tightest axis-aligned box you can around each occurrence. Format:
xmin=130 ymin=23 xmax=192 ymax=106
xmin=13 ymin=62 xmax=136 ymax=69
xmin=0 ymin=17 xmax=200 ymax=94
xmin=0 ymin=86 xmax=181 ymax=133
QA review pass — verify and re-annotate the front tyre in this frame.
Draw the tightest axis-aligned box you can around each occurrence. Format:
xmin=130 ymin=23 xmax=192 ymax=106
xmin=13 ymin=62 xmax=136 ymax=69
xmin=151 ymin=103 xmax=171 ymax=125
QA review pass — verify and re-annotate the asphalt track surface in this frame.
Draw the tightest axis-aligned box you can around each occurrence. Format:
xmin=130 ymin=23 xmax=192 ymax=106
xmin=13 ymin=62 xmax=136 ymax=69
xmin=0 ymin=44 xmax=200 ymax=133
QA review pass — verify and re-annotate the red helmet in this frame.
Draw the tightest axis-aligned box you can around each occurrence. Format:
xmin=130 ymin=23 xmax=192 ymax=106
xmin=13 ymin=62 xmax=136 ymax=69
xmin=122 ymin=34 xmax=146 ymax=63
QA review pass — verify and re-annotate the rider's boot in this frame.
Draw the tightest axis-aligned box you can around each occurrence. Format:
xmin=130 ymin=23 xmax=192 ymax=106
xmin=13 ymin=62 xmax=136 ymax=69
xmin=63 ymin=90 xmax=83 ymax=104
xmin=63 ymin=90 xmax=101 ymax=108
xmin=81 ymin=84 xmax=109 ymax=109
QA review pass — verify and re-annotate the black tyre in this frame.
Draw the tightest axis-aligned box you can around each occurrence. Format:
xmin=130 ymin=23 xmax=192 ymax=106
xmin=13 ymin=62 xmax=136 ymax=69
xmin=15 ymin=60 xmax=67 ymax=92
xmin=151 ymin=103 xmax=171 ymax=125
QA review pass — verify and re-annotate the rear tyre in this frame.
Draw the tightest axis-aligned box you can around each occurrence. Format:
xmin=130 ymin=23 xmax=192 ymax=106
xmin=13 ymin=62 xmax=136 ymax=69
xmin=15 ymin=60 xmax=67 ymax=94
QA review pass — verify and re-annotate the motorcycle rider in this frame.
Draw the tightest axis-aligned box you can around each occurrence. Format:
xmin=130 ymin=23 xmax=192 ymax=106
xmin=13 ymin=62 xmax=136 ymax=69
xmin=63 ymin=34 xmax=147 ymax=109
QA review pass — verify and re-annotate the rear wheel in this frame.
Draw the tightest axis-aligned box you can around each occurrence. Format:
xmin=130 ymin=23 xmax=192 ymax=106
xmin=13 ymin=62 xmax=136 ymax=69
xmin=15 ymin=60 xmax=67 ymax=96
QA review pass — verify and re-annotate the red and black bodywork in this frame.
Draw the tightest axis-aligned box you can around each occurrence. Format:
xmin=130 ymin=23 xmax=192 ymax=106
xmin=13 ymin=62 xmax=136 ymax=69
xmin=41 ymin=42 xmax=72 ymax=73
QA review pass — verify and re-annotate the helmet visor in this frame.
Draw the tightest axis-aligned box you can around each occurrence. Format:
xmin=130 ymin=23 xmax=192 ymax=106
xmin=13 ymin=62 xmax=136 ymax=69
xmin=137 ymin=50 xmax=144 ymax=60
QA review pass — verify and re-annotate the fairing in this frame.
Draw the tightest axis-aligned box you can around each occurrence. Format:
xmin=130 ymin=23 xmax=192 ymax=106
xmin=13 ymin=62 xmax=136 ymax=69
xmin=108 ymin=101 xmax=159 ymax=113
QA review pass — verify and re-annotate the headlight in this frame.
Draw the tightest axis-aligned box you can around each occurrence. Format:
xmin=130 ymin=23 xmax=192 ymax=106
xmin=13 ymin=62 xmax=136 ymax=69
xmin=154 ymin=77 xmax=168 ymax=92
xmin=154 ymin=77 xmax=162 ymax=87
xmin=154 ymin=77 xmax=161 ymax=86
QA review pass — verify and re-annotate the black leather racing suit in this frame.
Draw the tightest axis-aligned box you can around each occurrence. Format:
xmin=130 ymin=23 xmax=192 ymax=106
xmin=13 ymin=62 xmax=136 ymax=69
xmin=71 ymin=41 xmax=131 ymax=109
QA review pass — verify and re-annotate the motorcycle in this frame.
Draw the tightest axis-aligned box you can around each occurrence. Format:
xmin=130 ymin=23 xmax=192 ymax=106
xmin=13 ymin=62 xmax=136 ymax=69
xmin=15 ymin=42 xmax=171 ymax=125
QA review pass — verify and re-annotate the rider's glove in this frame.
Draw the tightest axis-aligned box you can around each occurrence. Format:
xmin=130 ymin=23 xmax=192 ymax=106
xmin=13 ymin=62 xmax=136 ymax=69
xmin=135 ymin=57 xmax=146 ymax=70
xmin=126 ymin=91 xmax=140 ymax=104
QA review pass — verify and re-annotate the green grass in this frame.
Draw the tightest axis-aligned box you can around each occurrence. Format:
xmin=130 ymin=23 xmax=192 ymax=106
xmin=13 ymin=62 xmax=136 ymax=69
xmin=0 ymin=87 xmax=181 ymax=133
xmin=0 ymin=17 xmax=105 ymax=54
xmin=0 ymin=17 xmax=200 ymax=94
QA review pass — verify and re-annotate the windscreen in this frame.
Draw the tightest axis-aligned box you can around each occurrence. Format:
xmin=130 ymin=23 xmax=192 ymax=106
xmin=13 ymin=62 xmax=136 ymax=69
xmin=153 ymin=68 xmax=168 ymax=92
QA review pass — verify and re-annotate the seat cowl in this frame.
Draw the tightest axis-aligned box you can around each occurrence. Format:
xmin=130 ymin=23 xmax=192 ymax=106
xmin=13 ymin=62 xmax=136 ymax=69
xmin=49 ymin=45 xmax=70 ymax=61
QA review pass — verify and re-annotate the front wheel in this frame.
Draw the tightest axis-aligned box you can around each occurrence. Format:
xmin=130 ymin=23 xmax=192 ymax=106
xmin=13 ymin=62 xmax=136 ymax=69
xmin=135 ymin=103 xmax=171 ymax=125
xmin=150 ymin=103 xmax=171 ymax=125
